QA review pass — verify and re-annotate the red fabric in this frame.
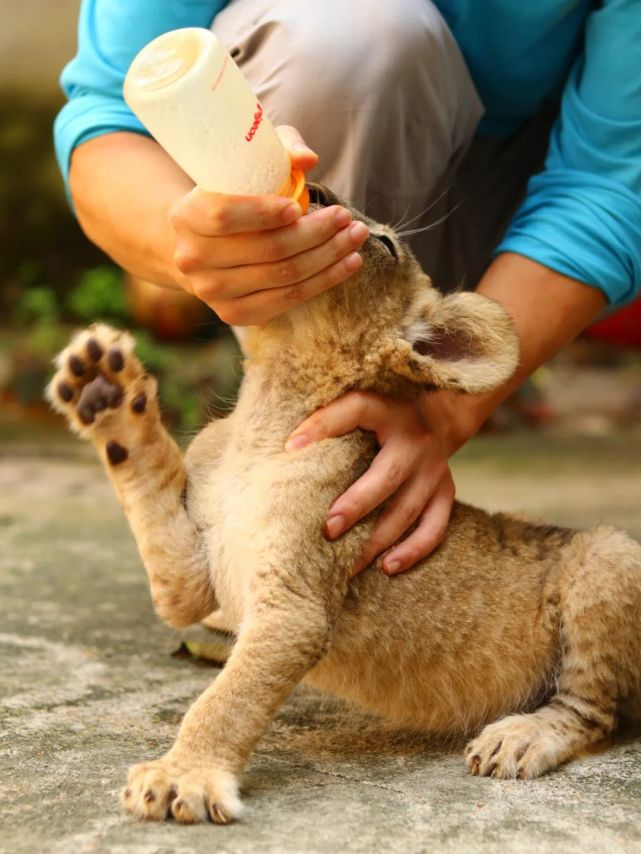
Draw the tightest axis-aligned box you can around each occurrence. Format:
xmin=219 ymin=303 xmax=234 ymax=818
xmin=586 ymin=295 xmax=641 ymax=348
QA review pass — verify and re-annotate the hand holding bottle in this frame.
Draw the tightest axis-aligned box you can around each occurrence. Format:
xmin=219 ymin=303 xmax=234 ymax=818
xmin=125 ymin=29 xmax=368 ymax=323
xmin=168 ymin=126 xmax=368 ymax=325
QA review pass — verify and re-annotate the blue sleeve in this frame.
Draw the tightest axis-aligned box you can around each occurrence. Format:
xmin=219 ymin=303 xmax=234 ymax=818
xmin=54 ymin=0 xmax=228 ymax=195
xmin=497 ymin=0 xmax=641 ymax=306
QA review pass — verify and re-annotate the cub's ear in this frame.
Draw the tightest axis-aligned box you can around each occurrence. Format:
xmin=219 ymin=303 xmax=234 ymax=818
xmin=387 ymin=290 xmax=519 ymax=393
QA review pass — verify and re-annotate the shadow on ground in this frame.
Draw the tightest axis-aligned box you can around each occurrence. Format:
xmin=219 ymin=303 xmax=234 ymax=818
xmin=1 ymin=425 xmax=640 ymax=853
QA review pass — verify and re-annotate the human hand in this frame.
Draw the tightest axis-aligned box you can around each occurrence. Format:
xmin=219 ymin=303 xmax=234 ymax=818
xmin=168 ymin=126 xmax=369 ymax=325
xmin=285 ymin=391 xmax=456 ymax=575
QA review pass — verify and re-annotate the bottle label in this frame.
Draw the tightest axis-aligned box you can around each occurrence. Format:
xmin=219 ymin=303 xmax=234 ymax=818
xmin=245 ymin=104 xmax=264 ymax=142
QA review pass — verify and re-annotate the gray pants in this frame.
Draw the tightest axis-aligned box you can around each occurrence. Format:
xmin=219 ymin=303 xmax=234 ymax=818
xmin=213 ymin=0 xmax=554 ymax=292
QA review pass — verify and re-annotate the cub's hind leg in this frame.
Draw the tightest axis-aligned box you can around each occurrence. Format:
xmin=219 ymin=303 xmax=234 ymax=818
xmin=466 ymin=527 xmax=641 ymax=780
xmin=47 ymin=323 xmax=218 ymax=627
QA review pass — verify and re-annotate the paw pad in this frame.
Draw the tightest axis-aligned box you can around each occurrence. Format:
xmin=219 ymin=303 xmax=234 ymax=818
xmin=86 ymin=338 xmax=103 ymax=362
xmin=69 ymin=355 xmax=85 ymax=377
xmin=131 ymin=394 xmax=147 ymax=414
xmin=77 ymin=376 xmax=123 ymax=425
xmin=108 ymin=348 xmax=124 ymax=372
xmin=106 ymin=441 xmax=128 ymax=465
xmin=57 ymin=382 xmax=74 ymax=403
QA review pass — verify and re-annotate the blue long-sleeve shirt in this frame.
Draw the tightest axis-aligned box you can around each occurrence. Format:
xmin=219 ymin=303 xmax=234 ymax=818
xmin=55 ymin=0 xmax=641 ymax=306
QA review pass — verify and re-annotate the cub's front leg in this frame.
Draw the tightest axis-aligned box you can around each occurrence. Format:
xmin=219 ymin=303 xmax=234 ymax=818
xmin=123 ymin=581 xmax=340 ymax=823
xmin=47 ymin=323 xmax=217 ymax=627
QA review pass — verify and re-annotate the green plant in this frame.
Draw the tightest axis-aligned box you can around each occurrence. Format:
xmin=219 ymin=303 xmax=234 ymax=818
xmin=66 ymin=266 xmax=128 ymax=323
xmin=13 ymin=286 xmax=60 ymax=326
xmin=24 ymin=322 xmax=67 ymax=358
xmin=132 ymin=329 xmax=174 ymax=374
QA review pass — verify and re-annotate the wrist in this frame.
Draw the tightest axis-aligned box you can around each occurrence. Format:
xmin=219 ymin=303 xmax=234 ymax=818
xmin=418 ymin=390 xmax=488 ymax=457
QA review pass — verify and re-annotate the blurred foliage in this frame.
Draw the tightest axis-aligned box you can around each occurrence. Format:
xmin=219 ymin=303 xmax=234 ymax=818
xmin=11 ymin=264 xmax=130 ymax=330
xmin=0 ymin=90 xmax=108 ymax=315
xmin=12 ymin=286 xmax=60 ymax=326
xmin=66 ymin=266 xmax=128 ymax=323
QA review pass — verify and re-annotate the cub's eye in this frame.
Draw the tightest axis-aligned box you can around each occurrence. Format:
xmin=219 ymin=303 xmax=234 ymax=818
xmin=373 ymin=233 xmax=398 ymax=260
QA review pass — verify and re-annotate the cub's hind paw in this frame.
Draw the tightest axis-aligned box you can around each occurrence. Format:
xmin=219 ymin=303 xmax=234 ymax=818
xmin=46 ymin=323 xmax=158 ymax=443
xmin=465 ymin=711 xmax=583 ymax=780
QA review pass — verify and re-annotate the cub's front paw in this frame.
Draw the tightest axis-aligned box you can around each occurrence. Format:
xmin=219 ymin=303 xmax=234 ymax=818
xmin=46 ymin=323 xmax=158 ymax=452
xmin=122 ymin=756 xmax=243 ymax=824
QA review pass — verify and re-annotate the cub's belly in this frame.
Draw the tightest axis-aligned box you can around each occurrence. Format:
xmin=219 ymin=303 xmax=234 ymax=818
xmin=304 ymin=583 xmax=558 ymax=735
xmin=305 ymin=637 xmax=555 ymax=734
xmin=203 ymin=470 xmax=270 ymax=631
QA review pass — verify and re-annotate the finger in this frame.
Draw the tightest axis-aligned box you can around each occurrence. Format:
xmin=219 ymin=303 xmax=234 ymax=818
xmin=218 ymin=248 xmax=364 ymax=325
xmin=171 ymin=187 xmax=303 ymax=238
xmin=197 ymin=222 xmax=368 ymax=308
xmin=175 ymin=205 xmax=353 ymax=272
xmin=322 ymin=439 xmax=424 ymax=542
xmin=213 ymin=220 xmax=368 ymax=299
xmin=276 ymin=125 xmax=319 ymax=170
xmin=285 ymin=392 xmax=407 ymax=451
xmin=380 ymin=473 xmax=456 ymax=574
xmin=350 ymin=472 xmax=435 ymax=576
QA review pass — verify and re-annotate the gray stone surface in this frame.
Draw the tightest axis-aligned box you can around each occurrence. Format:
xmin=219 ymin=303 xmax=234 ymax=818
xmin=1 ymin=430 xmax=641 ymax=853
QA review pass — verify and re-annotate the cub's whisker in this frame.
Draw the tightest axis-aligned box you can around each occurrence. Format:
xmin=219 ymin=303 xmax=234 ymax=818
xmin=396 ymin=202 xmax=462 ymax=239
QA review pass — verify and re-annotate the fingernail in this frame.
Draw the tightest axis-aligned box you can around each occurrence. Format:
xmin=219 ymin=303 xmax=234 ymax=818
xmin=324 ymin=514 xmax=345 ymax=539
xmin=282 ymin=203 xmax=301 ymax=224
xmin=344 ymin=252 xmax=363 ymax=272
xmin=284 ymin=433 xmax=309 ymax=452
xmin=349 ymin=222 xmax=369 ymax=243
xmin=383 ymin=560 xmax=401 ymax=575
xmin=334 ymin=207 xmax=352 ymax=228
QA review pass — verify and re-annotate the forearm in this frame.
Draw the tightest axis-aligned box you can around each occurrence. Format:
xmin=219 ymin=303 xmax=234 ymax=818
xmin=422 ymin=252 xmax=607 ymax=454
xmin=69 ymin=132 xmax=193 ymax=287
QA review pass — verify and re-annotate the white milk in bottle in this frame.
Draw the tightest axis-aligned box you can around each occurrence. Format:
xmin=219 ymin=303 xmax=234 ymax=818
xmin=124 ymin=28 xmax=309 ymax=208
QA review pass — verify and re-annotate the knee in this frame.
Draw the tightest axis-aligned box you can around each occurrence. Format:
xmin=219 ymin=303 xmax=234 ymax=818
xmin=257 ymin=0 xmax=460 ymax=107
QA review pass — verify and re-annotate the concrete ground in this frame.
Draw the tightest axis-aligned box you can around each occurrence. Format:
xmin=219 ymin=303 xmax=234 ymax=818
xmin=1 ymin=425 xmax=641 ymax=854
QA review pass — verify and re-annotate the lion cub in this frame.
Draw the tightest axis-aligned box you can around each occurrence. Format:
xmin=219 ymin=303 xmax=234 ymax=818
xmin=48 ymin=185 xmax=641 ymax=824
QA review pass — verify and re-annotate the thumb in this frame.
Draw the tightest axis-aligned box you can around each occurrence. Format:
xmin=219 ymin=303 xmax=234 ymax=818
xmin=276 ymin=125 xmax=319 ymax=171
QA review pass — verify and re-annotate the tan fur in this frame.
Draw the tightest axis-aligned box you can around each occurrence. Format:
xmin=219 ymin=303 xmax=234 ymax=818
xmin=47 ymin=186 xmax=641 ymax=824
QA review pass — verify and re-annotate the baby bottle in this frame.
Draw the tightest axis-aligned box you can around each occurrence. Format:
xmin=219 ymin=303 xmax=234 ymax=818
xmin=124 ymin=27 xmax=309 ymax=209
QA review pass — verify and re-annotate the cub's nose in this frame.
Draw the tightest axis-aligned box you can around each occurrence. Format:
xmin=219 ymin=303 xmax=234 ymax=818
xmin=306 ymin=183 xmax=341 ymax=208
